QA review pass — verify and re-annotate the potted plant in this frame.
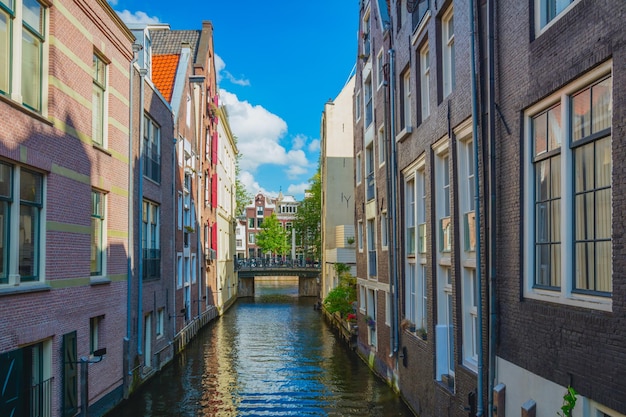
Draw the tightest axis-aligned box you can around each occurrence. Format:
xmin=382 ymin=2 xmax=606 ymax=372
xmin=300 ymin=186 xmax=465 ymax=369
xmin=365 ymin=315 xmax=376 ymax=329
xmin=416 ymin=327 xmax=428 ymax=341
xmin=400 ymin=318 xmax=416 ymax=332
xmin=346 ymin=236 xmax=355 ymax=246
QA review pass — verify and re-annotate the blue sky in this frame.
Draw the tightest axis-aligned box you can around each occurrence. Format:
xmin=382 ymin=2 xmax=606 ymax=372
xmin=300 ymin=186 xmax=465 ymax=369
xmin=108 ymin=0 xmax=359 ymax=200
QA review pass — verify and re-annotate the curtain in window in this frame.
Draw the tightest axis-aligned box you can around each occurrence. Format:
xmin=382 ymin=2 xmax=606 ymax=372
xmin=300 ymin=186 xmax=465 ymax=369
xmin=21 ymin=30 xmax=41 ymax=110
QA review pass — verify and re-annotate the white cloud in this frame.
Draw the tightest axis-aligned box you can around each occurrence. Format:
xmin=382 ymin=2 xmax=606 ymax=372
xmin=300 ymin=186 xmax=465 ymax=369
xmin=116 ymin=9 xmax=160 ymax=24
xmin=214 ymin=54 xmax=250 ymax=86
xmin=220 ymin=89 xmax=296 ymax=172
xmin=308 ymin=139 xmax=320 ymax=153
xmin=287 ymin=182 xmax=310 ymax=196
xmin=291 ymin=134 xmax=306 ymax=150
xmin=239 ymin=170 xmax=267 ymax=197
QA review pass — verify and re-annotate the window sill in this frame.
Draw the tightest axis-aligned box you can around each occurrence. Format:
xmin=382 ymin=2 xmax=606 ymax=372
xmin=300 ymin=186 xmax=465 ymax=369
xmin=92 ymin=143 xmax=112 ymax=156
xmin=395 ymin=126 xmax=413 ymax=142
xmin=524 ymin=289 xmax=612 ymax=312
xmin=0 ymin=93 xmax=52 ymax=126
xmin=0 ymin=282 xmax=51 ymax=296
xmin=90 ymin=276 xmax=111 ymax=286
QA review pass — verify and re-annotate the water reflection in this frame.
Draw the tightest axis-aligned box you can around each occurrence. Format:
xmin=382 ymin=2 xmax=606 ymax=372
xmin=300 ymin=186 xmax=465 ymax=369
xmin=111 ymin=281 xmax=414 ymax=416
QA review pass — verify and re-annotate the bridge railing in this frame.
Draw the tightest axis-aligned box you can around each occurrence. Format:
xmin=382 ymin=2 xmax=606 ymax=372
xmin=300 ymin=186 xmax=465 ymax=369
xmin=235 ymin=258 xmax=320 ymax=271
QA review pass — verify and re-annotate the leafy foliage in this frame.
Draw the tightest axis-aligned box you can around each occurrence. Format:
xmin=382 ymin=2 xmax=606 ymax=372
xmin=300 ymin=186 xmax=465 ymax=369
xmin=234 ymin=138 xmax=252 ymax=217
xmin=255 ymin=213 xmax=289 ymax=256
xmin=294 ymin=164 xmax=321 ymax=262
xmin=558 ymin=386 xmax=578 ymax=417
xmin=323 ymin=263 xmax=356 ymax=317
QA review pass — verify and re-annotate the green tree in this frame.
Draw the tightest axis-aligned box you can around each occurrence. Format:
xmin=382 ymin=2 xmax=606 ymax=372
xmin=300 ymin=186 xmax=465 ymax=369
xmin=323 ymin=263 xmax=356 ymax=317
xmin=234 ymin=138 xmax=252 ymax=217
xmin=256 ymin=213 xmax=289 ymax=257
xmin=294 ymin=164 xmax=321 ymax=263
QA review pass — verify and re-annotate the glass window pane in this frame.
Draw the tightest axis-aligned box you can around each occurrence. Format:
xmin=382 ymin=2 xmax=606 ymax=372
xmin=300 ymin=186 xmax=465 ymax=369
xmin=550 ymin=155 xmax=561 ymax=198
xmin=91 ymin=217 xmax=102 ymax=274
xmin=551 ymin=199 xmax=560 ymax=241
xmin=20 ymin=169 xmax=41 ymax=203
xmin=19 ymin=204 xmax=37 ymax=280
xmin=0 ymin=162 xmax=12 ymax=198
xmin=575 ymin=193 xmax=594 ymax=241
xmin=592 ymin=77 xmax=612 ymax=133
xmin=92 ymin=84 xmax=104 ymax=144
xmin=0 ymin=11 xmax=9 ymax=94
xmin=572 ymin=87 xmax=591 ymax=141
xmin=547 ymin=104 xmax=562 ymax=150
xmin=533 ymin=112 xmax=547 ymax=156
xmin=535 ymin=159 xmax=550 ymax=201
xmin=551 ymin=243 xmax=561 ymax=287
xmin=0 ymin=201 xmax=7 ymax=283
xmin=575 ymin=242 xmax=592 ymax=290
xmin=595 ymin=189 xmax=611 ymax=239
xmin=575 ymin=144 xmax=594 ymax=193
xmin=21 ymin=29 xmax=41 ymax=111
xmin=23 ymin=0 xmax=42 ymax=35
xmin=595 ymin=241 xmax=611 ymax=293
xmin=595 ymin=136 xmax=611 ymax=188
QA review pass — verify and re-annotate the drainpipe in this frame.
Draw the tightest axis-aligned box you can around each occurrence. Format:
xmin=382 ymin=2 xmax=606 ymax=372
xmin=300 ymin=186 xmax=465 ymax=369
xmin=487 ymin=0 xmax=498 ymax=413
xmin=469 ymin=0 xmax=484 ymax=415
xmin=387 ymin=47 xmax=400 ymax=358
xmin=137 ymin=67 xmax=148 ymax=356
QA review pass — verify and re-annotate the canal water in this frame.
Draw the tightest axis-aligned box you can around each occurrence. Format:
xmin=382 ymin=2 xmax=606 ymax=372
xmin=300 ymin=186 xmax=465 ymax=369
xmin=111 ymin=281 xmax=415 ymax=416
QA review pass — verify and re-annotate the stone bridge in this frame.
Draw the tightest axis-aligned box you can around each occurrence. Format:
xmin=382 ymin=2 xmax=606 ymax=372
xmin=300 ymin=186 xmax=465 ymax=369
xmin=236 ymin=266 xmax=321 ymax=297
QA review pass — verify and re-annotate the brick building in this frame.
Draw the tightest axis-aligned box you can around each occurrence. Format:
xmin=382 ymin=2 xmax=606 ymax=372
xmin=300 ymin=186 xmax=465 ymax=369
xmin=493 ymin=1 xmax=626 ymax=416
xmin=0 ymin=1 xmax=134 ymax=415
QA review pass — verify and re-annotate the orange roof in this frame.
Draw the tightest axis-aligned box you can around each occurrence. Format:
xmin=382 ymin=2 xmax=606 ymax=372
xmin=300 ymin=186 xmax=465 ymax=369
xmin=152 ymin=54 xmax=179 ymax=102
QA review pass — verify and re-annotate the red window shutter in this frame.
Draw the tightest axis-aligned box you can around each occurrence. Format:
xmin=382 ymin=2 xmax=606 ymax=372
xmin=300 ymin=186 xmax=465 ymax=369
xmin=211 ymin=172 xmax=218 ymax=208
xmin=212 ymin=222 xmax=218 ymax=251
xmin=212 ymin=131 xmax=218 ymax=165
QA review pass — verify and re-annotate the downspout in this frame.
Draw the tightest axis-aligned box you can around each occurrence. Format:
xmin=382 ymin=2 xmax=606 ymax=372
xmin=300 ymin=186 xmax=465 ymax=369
xmin=387 ymin=47 xmax=400 ymax=357
xmin=487 ymin=0 xmax=498 ymax=413
xmin=126 ymin=42 xmax=141 ymax=396
xmin=137 ymin=67 xmax=147 ymax=356
xmin=469 ymin=0 xmax=484 ymax=415
xmin=127 ymin=44 xmax=140 ymax=343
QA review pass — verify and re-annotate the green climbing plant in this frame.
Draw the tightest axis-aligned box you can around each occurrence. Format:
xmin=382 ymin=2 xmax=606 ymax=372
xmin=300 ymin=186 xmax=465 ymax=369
xmin=557 ymin=386 xmax=578 ymax=417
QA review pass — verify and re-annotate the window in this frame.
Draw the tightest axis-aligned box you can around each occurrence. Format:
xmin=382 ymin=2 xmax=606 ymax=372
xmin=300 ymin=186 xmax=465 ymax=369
xmin=437 ymin=152 xmax=452 ymax=252
xmin=355 ymin=90 xmax=362 ymax=121
xmin=91 ymin=190 xmax=105 ymax=276
xmin=401 ymin=68 xmax=411 ymax=131
xmin=524 ymin=63 xmax=612 ymax=309
xmin=257 ymin=218 xmax=263 ymax=229
xmin=377 ymin=125 xmax=386 ymax=165
xmin=436 ymin=267 xmax=455 ymax=382
xmin=359 ymin=284 xmax=366 ymax=312
xmin=377 ymin=50 xmax=384 ymax=89
xmin=367 ymin=288 xmax=377 ymax=347
xmin=0 ymin=164 xmax=43 ymax=285
xmin=142 ymin=200 xmax=160 ymax=280
xmin=143 ymin=115 xmax=161 ymax=183
xmin=356 ymin=152 xmax=362 ymax=184
xmin=441 ymin=5 xmax=455 ymax=98
xmin=366 ymin=143 xmax=375 ymax=201
xmin=457 ymin=124 xmax=476 ymax=252
xmin=177 ymin=191 xmax=183 ymax=230
xmin=417 ymin=167 xmax=427 ymax=253
xmin=536 ymin=0 xmax=578 ymax=33
xmin=420 ymin=41 xmax=430 ymax=121
xmin=0 ymin=0 xmax=46 ymax=112
xmin=358 ymin=220 xmax=364 ymax=252
xmin=462 ymin=268 xmax=478 ymax=369
xmin=362 ymin=11 xmax=371 ymax=58
xmin=381 ymin=211 xmax=388 ymax=250
xmin=92 ymin=53 xmax=107 ymax=146
xmin=411 ymin=0 xmax=430 ymax=30
xmin=364 ymin=76 xmax=373 ymax=128
xmin=176 ymin=253 xmax=182 ymax=288
xmin=367 ymin=218 xmax=377 ymax=276
xmin=89 ymin=315 xmax=104 ymax=355
xmin=248 ymin=233 xmax=255 ymax=244
xmin=385 ymin=291 xmax=391 ymax=326
xmin=156 ymin=308 xmax=164 ymax=338
xmin=406 ymin=177 xmax=416 ymax=256
xmin=256 ymin=205 xmax=263 ymax=216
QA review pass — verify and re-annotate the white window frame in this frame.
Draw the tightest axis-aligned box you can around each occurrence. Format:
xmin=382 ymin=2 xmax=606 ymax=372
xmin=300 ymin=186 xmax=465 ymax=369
xmin=456 ymin=120 xmax=476 ymax=253
xmin=356 ymin=151 xmax=362 ymax=185
xmin=381 ymin=210 xmax=388 ymax=250
xmin=522 ymin=61 xmax=612 ymax=312
xmin=156 ymin=308 xmax=164 ymax=338
xmin=89 ymin=315 xmax=104 ymax=355
xmin=420 ymin=41 xmax=430 ymax=120
xmin=92 ymin=52 xmax=108 ymax=147
xmin=377 ymin=49 xmax=385 ymax=89
xmin=359 ymin=284 xmax=366 ymax=313
xmin=367 ymin=217 xmax=377 ymax=278
xmin=91 ymin=189 xmax=106 ymax=278
xmin=402 ymin=69 xmax=411 ymax=131
xmin=355 ymin=89 xmax=362 ymax=121
xmin=1 ymin=0 xmax=49 ymax=114
xmin=364 ymin=75 xmax=373 ymax=128
xmin=436 ymin=266 xmax=455 ymax=382
xmin=176 ymin=253 xmax=183 ymax=289
xmin=377 ymin=124 xmax=386 ymax=166
xmin=358 ymin=220 xmax=364 ymax=253
xmin=534 ymin=0 xmax=580 ymax=36
xmin=441 ymin=5 xmax=455 ymax=98
xmin=462 ymin=267 xmax=478 ymax=370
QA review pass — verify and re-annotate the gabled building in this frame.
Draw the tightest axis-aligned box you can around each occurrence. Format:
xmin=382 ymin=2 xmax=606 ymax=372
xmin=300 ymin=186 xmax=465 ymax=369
xmin=150 ymin=22 xmax=219 ymax=348
xmin=244 ymin=193 xmax=276 ymax=260
xmin=493 ymin=1 xmax=626 ymax=416
xmin=215 ymin=103 xmax=238 ymax=311
xmin=320 ymin=75 xmax=356 ymax=300
xmin=0 ymin=1 xmax=134 ymax=415
xmin=354 ymin=0 xmax=488 ymax=415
